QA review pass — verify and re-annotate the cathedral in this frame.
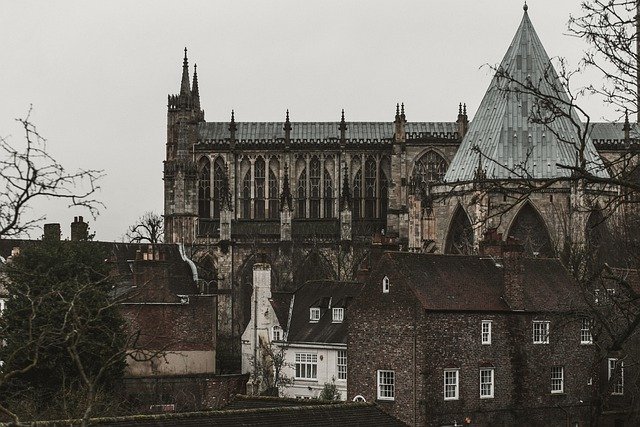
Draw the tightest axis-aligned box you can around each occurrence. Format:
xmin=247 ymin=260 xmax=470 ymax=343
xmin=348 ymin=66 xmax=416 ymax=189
xmin=163 ymin=5 xmax=633 ymax=371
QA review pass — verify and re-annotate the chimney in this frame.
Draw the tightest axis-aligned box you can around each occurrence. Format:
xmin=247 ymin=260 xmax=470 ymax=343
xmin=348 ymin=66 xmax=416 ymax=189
xmin=70 ymin=216 xmax=89 ymax=241
xmin=479 ymin=229 xmax=525 ymax=310
xmin=43 ymin=223 xmax=61 ymax=241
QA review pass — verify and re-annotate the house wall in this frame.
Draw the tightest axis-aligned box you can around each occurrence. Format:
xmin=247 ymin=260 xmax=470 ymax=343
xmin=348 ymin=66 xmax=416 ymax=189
xmin=282 ymin=344 xmax=347 ymax=400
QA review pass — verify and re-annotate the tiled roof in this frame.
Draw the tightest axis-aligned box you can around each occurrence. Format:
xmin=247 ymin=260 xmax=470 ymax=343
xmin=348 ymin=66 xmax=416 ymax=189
xmin=377 ymin=252 xmax=584 ymax=312
xmin=224 ymin=395 xmax=344 ymax=410
xmin=197 ymin=121 xmax=458 ymax=144
xmin=87 ymin=403 xmax=407 ymax=426
xmin=590 ymin=122 xmax=640 ymax=147
xmin=445 ymin=9 xmax=608 ymax=182
xmin=285 ymin=280 xmax=365 ymax=344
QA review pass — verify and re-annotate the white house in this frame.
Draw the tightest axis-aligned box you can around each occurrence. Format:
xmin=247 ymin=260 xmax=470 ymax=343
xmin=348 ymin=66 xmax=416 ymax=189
xmin=240 ymin=262 xmax=363 ymax=400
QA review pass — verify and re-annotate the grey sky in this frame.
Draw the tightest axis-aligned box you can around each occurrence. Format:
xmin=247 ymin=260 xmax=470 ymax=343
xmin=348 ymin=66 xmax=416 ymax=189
xmin=0 ymin=1 xmax=611 ymax=241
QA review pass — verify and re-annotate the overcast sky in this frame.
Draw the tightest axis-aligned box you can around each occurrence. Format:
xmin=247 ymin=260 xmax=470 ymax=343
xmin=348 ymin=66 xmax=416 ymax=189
xmin=1 ymin=1 xmax=613 ymax=241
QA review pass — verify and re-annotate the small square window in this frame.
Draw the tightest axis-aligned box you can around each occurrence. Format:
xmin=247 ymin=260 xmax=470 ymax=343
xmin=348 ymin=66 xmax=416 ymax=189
xmin=481 ymin=320 xmax=492 ymax=345
xmin=551 ymin=366 xmax=564 ymax=394
xmin=377 ymin=370 xmax=395 ymax=400
xmin=533 ymin=320 xmax=550 ymax=344
xmin=309 ymin=307 xmax=320 ymax=322
xmin=332 ymin=307 xmax=344 ymax=323
xmin=444 ymin=369 xmax=459 ymax=400
xmin=382 ymin=276 xmax=390 ymax=293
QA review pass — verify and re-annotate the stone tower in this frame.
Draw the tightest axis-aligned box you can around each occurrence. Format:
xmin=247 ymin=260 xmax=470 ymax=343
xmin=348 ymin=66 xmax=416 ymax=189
xmin=164 ymin=49 xmax=204 ymax=244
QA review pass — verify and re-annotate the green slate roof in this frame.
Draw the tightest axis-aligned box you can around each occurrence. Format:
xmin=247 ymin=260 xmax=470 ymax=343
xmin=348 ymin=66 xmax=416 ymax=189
xmin=198 ymin=121 xmax=459 ymax=144
xmin=444 ymin=7 xmax=608 ymax=182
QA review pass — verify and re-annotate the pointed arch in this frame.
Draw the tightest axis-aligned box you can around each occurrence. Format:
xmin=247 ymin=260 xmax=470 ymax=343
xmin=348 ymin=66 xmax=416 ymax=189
xmin=212 ymin=157 xmax=225 ymax=219
xmin=353 ymin=169 xmax=362 ymax=219
xmin=323 ymin=167 xmax=334 ymax=218
xmin=507 ymin=201 xmax=553 ymax=257
xmin=241 ymin=169 xmax=251 ymax=219
xmin=254 ymin=157 xmax=266 ymax=219
xmin=197 ymin=157 xmax=211 ymax=218
xmin=293 ymin=250 xmax=335 ymax=286
xmin=364 ymin=156 xmax=376 ymax=219
xmin=196 ymin=254 xmax=218 ymax=294
xmin=268 ymin=168 xmax=279 ymax=219
xmin=444 ymin=204 xmax=474 ymax=254
xmin=297 ymin=167 xmax=307 ymax=218
xmin=412 ymin=150 xmax=447 ymax=186
xmin=310 ymin=156 xmax=321 ymax=219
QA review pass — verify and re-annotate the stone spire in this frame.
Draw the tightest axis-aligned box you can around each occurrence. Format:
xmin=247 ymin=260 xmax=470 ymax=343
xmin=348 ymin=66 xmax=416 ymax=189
xmin=394 ymin=103 xmax=407 ymax=143
xmin=284 ymin=110 xmax=292 ymax=143
xmin=180 ymin=47 xmax=191 ymax=98
xmin=456 ymin=102 xmax=469 ymax=138
xmin=192 ymin=63 xmax=200 ymax=109
xmin=624 ymin=109 xmax=631 ymax=143
xmin=280 ymin=163 xmax=293 ymax=211
xmin=339 ymin=109 xmax=347 ymax=143
xmin=444 ymin=5 xmax=608 ymax=182
xmin=229 ymin=110 xmax=237 ymax=148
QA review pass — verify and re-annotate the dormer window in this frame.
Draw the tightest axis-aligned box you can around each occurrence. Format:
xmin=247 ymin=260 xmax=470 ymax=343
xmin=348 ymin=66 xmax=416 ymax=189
xmin=310 ymin=307 xmax=320 ymax=322
xmin=382 ymin=276 xmax=390 ymax=293
xmin=272 ymin=325 xmax=282 ymax=341
xmin=332 ymin=307 xmax=344 ymax=323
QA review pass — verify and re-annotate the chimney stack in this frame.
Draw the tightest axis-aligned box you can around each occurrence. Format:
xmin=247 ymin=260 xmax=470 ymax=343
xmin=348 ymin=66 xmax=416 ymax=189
xmin=70 ymin=216 xmax=89 ymax=241
xmin=43 ymin=223 xmax=61 ymax=241
xmin=479 ymin=229 xmax=525 ymax=310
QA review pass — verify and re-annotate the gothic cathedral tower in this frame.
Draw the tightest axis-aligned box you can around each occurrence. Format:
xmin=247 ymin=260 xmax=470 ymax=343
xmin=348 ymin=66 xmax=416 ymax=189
xmin=164 ymin=49 xmax=204 ymax=244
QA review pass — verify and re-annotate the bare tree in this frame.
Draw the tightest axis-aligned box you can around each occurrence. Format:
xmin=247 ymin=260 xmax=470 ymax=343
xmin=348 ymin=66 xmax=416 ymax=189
xmin=124 ymin=211 xmax=164 ymax=245
xmin=249 ymin=339 xmax=292 ymax=397
xmin=0 ymin=107 xmax=102 ymax=238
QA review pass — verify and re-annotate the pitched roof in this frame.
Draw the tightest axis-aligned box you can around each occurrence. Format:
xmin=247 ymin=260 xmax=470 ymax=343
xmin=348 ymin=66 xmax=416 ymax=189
xmin=378 ymin=252 xmax=584 ymax=312
xmin=444 ymin=8 xmax=608 ymax=182
xmin=285 ymin=280 xmax=365 ymax=344
xmin=84 ymin=403 xmax=408 ymax=427
xmin=197 ymin=121 xmax=458 ymax=144
xmin=591 ymin=122 xmax=640 ymax=148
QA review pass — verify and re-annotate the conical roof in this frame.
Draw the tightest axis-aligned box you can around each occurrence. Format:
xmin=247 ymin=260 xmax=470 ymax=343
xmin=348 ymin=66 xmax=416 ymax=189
xmin=444 ymin=7 xmax=608 ymax=182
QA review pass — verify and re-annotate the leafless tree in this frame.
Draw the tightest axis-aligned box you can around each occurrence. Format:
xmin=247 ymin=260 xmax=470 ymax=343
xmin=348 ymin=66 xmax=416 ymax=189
xmin=0 ymin=107 xmax=102 ymax=238
xmin=249 ymin=338 xmax=292 ymax=397
xmin=124 ymin=211 xmax=164 ymax=245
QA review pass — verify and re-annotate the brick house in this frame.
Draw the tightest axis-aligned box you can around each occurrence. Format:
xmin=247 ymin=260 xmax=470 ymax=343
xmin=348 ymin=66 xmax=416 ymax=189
xmin=348 ymin=242 xmax=600 ymax=426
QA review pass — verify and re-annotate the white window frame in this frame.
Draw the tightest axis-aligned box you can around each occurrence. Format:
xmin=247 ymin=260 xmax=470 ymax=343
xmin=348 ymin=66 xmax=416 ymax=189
xmin=608 ymin=358 xmax=624 ymax=395
xmin=481 ymin=320 xmax=492 ymax=345
xmin=332 ymin=307 xmax=344 ymax=323
xmin=533 ymin=320 xmax=550 ymax=344
xmin=382 ymin=276 xmax=390 ymax=293
xmin=337 ymin=350 xmax=347 ymax=380
xmin=377 ymin=370 xmax=395 ymax=400
xmin=295 ymin=353 xmax=318 ymax=380
xmin=271 ymin=325 xmax=282 ymax=341
xmin=479 ymin=368 xmax=494 ymax=398
xmin=551 ymin=366 xmax=564 ymax=394
xmin=580 ymin=318 xmax=593 ymax=345
xmin=309 ymin=307 xmax=320 ymax=322
xmin=444 ymin=369 xmax=459 ymax=400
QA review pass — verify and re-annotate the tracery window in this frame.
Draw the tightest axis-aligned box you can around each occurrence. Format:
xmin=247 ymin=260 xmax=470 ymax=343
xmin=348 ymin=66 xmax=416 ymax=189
xmin=297 ymin=168 xmax=307 ymax=218
xmin=507 ymin=202 xmax=553 ymax=257
xmin=412 ymin=151 xmax=447 ymax=186
xmin=353 ymin=169 xmax=362 ymax=219
xmin=242 ymin=170 xmax=251 ymax=219
xmin=212 ymin=158 xmax=225 ymax=219
xmin=198 ymin=158 xmax=211 ymax=218
xmin=445 ymin=205 xmax=474 ymax=254
xmin=364 ymin=157 xmax=376 ymax=219
xmin=254 ymin=158 xmax=265 ymax=219
xmin=323 ymin=168 xmax=334 ymax=218
xmin=268 ymin=169 xmax=279 ymax=219
xmin=380 ymin=170 xmax=389 ymax=221
xmin=310 ymin=157 xmax=321 ymax=219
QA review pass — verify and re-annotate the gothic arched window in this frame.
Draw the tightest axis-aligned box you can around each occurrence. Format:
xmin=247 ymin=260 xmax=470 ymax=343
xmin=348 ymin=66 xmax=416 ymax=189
xmin=323 ymin=168 xmax=334 ymax=218
xmin=268 ymin=169 xmax=279 ymax=219
xmin=364 ymin=157 xmax=376 ymax=219
xmin=198 ymin=157 xmax=211 ymax=218
xmin=242 ymin=170 xmax=251 ymax=219
xmin=413 ymin=151 xmax=447 ymax=187
xmin=254 ymin=158 xmax=266 ymax=219
xmin=380 ymin=171 xmax=389 ymax=221
xmin=507 ymin=202 xmax=553 ymax=257
xmin=212 ymin=157 xmax=225 ymax=219
xmin=297 ymin=168 xmax=307 ymax=218
xmin=445 ymin=205 xmax=474 ymax=254
xmin=353 ymin=169 xmax=362 ymax=219
xmin=310 ymin=157 xmax=321 ymax=219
